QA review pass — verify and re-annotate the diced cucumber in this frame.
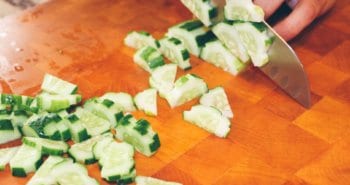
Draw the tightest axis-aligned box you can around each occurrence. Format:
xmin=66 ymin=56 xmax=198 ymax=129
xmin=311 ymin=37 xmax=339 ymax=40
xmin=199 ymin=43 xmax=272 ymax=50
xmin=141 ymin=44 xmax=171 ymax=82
xmin=100 ymin=92 xmax=136 ymax=112
xmin=225 ymin=0 xmax=264 ymax=22
xmin=9 ymin=144 xmax=42 ymax=177
xmin=124 ymin=31 xmax=160 ymax=49
xmin=0 ymin=146 xmax=20 ymax=171
xmin=165 ymin=74 xmax=208 ymax=108
xmin=134 ymin=89 xmax=157 ymax=116
xmin=55 ymin=116 xmax=71 ymax=141
xmin=41 ymin=73 xmax=78 ymax=95
xmin=183 ymin=105 xmax=231 ymax=138
xmin=92 ymin=135 xmax=114 ymax=160
xmin=65 ymin=114 xmax=90 ymax=143
xmin=37 ymin=93 xmax=82 ymax=112
xmin=22 ymin=136 xmax=69 ymax=156
xmin=149 ymin=64 xmax=177 ymax=98
xmin=200 ymin=39 xmax=247 ymax=75
xmin=22 ymin=113 xmax=62 ymax=141
xmin=0 ymin=94 xmax=35 ymax=112
xmin=212 ymin=21 xmax=250 ymax=63
xmin=199 ymin=87 xmax=234 ymax=118
xmin=0 ymin=119 xmax=22 ymax=144
xmin=74 ymin=108 xmax=111 ymax=136
xmin=167 ymin=20 xmax=215 ymax=56
xmin=134 ymin=46 xmax=165 ymax=73
xmin=11 ymin=110 xmax=30 ymax=127
xmin=180 ymin=0 xmax=218 ymax=27
xmin=159 ymin=37 xmax=191 ymax=70
xmin=136 ymin=176 xmax=182 ymax=185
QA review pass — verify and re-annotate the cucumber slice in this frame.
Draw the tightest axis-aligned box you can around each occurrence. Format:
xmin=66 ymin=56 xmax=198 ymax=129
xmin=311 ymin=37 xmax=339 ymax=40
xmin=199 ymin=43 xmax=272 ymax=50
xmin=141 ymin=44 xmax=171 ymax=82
xmin=225 ymin=0 xmax=264 ymax=22
xmin=37 ymin=94 xmax=82 ymax=112
xmin=212 ymin=21 xmax=250 ymax=63
xmin=200 ymin=39 xmax=247 ymax=75
xmin=179 ymin=0 xmax=218 ymax=26
xmin=92 ymin=135 xmax=114 ymax=160
xmin=124 ymin=31 xmax=160 ymax=49
xmin=9 ymin=144 xmax=42 ymax=177
xmin=0 ymin=119 xmax=22 ymax=144
xmin=183 ymin=105 xmax=231 ymax=138
xmin=22 ymin=136 xmax=69 ymax=156
xmin=41 ymin=73 xmax=78 ymax=95
xmin=167 ymin=20 xmax=215 ymax=56
xmin=65 ymin=114 xmax=90 ymax=143
xmin=74 ymin=108 xmax=111 ymax=136
xmin=136 ymin=176 xmax=182 ymax=185
xmin=159 ymin=37 xmax=191 ymax=70
xmin=0 ymin=146 xmax=20 ymax=171
xmin=134 ymin=89 xmax=157 ymax=116
xmin=199 ymin=87 xmax=234 ymax=118
xmin=134 ymin=46 xmax=165 ymax=73
xmin=149 ymin=64 xmax=177 ymax=98
xmin=0 ymin=94 xmax=34 ymax=112
xmin=11 ymin=110 xmax=30 ymax=127
xmin=100 ymin=92 xmax=136 ymax=112
xmin=165 ymin=74 xmax=208 ymax=108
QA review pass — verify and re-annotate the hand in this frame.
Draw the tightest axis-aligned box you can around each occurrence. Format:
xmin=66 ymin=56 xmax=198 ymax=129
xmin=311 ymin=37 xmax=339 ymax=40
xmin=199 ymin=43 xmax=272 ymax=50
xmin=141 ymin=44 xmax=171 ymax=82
xmin=253 ymin=0 xmax=336 ymax=41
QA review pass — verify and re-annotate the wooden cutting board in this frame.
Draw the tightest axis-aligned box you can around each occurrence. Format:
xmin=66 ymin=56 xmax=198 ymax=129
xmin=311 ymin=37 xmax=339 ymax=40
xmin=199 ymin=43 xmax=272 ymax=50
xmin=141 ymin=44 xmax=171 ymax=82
xmin=0 ymin=0 xmax=349 ymax=184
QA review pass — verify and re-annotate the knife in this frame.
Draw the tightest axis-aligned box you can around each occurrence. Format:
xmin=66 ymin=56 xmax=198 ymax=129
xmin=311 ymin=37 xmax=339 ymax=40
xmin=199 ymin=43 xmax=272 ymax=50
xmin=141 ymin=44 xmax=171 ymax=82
xmin=189 ymin=0 xmax=312 ymax=108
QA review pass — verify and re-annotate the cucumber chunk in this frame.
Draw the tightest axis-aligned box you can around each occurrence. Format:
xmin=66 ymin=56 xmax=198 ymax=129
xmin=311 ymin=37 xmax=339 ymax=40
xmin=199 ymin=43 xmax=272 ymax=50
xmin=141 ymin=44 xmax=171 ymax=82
xmin=0 ymin=119 xmax=22 ymax=144
xmin=159 ymin=37 xmax=191 ymax=70
xmin=37 ymin=93 xmax=82 ymax=112
xmin=100 ymin=92 xmax=136 ymax=112
xmin=0 ymin=146 xmax=20 ymax=171
xmin=22 ymin=136 xmax=69 ymax=156
xmin=134 ymin=46 xmax=165 ymax=73
xmin=179 ymin=0 xmax=218 ymax=27
xmin=149 ymin=64 xmax=177 ymax=98
xmin=74 ymin=108 xmax=111 ymax=136
xmin=134 ymin=89 xmax=158 ymax=116
xmin=124 ymin=31 xmax=160 ymax=49
xmin=136 ymin=176 xmax=182 ymax=185
xmin=92 ymin=135 xmax=115 ymax=160
xmin=199 ymin=87 xmax=234 ymax=118
xmin=65 ymin=114 xmax=90 ymax=143
xmin=9 ymin=144 xmax=42 ymax=177
xmin=225 ymin=0 xmax=264 ymax=22
xmin=41 ymin=73 xmax=78 ymax=95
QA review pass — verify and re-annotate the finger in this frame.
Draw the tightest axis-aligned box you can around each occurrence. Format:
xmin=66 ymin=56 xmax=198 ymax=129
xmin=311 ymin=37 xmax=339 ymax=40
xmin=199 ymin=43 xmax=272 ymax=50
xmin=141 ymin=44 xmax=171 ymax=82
xmin=253 ymin=0 xmax=285 ymax=18
xmin=273 ymin=0 xmax=320 ymax=41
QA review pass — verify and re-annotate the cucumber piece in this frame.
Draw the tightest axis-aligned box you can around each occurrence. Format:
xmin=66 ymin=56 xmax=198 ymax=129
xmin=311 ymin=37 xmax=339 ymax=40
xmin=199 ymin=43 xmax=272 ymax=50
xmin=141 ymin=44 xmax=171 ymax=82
xmin=134 ymin=89 xmax=157 ymax=116
xmin=225 ymin=0 xmax=264 ymax=22
xmin=9 ymin=144 xmax=42 ymax=177
xmin=92 ymin=135 xmax=114 ymax=160
xmin=37 ymin=94 xmax=82 ymax=112
xmin=200 ymin=39 xmax=247 ymax=75
xmin=65 ymin=114 xmax=90 ymax=143
xmin=0 ymin=146 xmax=20 ymax=171
xmin=159 ymin=37 xmax=191 ymax=70
xmin=149 ymin=64 xmax=177 ymax=98
xmin=55 ymin=116 xmax=71 ymax=141
xmin=199 ymin=87 xmax=234 ymax=118
xmin=116 ymin=115 xmax=160 ymax=157
xmin=22 ymin=113 xmax=62 ymax=141
xmin=212 ymin=21 xmax=250 ymax=63
xmin=183 ymin=105 xmax=231 ymax=138
xmin=74 ymin=108 xmax=111 ymax=136
xmin=179 ymin=0 xmax=218 ymax=27
xmin=233 ymin=21 xmax=274 ymax=67
xmin=1 ymin=94 xmax=34 ymax=112
xmin=167 ymin=20 xmax=215 ymax=56
xmin=22 ymin=136 xmax=69 ymax=156
xmin=136 ymin=176 xmax=182 ymax=185
xmin=11 ymin=110 xmax=30 ymax=127
xmin=41 ymin=73 xmax=78 ymax=95
xmin=165 ymin=74 xmax=208 ymax=108
xmin=100 ymin=92 xmax=136 ymax=112
xmin=124 ymin=31 xmax=159 ymax=49
xmin=0 ymin=119 xmax=22 ymax=144
xmin=134 ymin=46 xmax=165 ymax=73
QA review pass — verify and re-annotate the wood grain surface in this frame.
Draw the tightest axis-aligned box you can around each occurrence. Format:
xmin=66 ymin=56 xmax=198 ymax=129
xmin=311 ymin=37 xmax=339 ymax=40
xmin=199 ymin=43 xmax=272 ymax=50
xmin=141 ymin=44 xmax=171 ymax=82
xmin=0 ymin=0 xmax=349 ymax=184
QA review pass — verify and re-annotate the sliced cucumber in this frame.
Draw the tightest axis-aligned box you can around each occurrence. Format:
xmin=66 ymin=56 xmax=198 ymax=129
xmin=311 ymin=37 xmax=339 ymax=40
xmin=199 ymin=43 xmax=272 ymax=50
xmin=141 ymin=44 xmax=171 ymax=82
xmin=134 ymin=89 xmax=157 ymax=116
xmin=134 ymin=46 xmax=165 ymax=73
xmin=22 ymin=113 xmax=62 ymax=141
xmin=9 ymin=144 xmax=42 ymax=177
xmin=212 ymin=21 xmax=250 ymax=63
xmin=183 ymin=105 xmax=231 ymax=138
xmin=11 ymin=110 xmax=30 ymax=127
xmin=225 ymin=0 xmax=264 ymax=22
xmin=167 ymin=20 xmax=215 ymax=56
xmin=41 ymin=73 xmax=78 ymax=95
xmin=0 ymin=119 xmax=22 ymax=144
xmin=22 ymin=136 xmax=69 ymax=156
xmin=199 ymin=87 xmax=233 ymax=118
xmin=165 ymin=74 xmax=208 ymax=108
xmin=159 ymin=37 xmax=191 ymax=70
xmin=65 ymin=114 xmax=90 ymax=143
xmin=100 ymin=92 xmax=136 ymax=112
xmin=200 ymin=39 xmax=246 ymax=75
xmin=180 ymin=0 xmax=218 ymax=27
xmin=124 ymin=31 xmax=160 ymax=49
xmin=74 ymin=108 xmax=111 ymax=136
xmin=0 ymin=94 xmax=34 ymax=112
xmin=149 ymin=64 xmax=177 ymax=98
xmin=0 ymin=146 xmax=20 ymax=171
xmin=92 ymin=135 xmax=114 ymax=160
xmin=136 ymin=176 xmax=182 ymax=185
xmin=37 ymin=93 xmax=82 ymax=112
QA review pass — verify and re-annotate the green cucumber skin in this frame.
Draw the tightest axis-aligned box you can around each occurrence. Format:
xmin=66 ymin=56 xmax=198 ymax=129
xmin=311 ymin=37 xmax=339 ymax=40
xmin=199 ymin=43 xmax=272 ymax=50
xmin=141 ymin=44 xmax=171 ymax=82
xmin=179 ymin=20 xmax=204 ymax=31
xmin=118 ymin=115 xmax=133 ymax=126
xmin=11 ymin=167 xmax=27 ymax=177
xmin=102 ymin=99 xmax=114 ymax=108
xmin=133 ymin=119 xmax=150 ymax=136
xmin=181 ymin=49 xmax=190 ymax=60
xmin=0 ymin=119 xmax=14 ymax=130
xmin=149 ymin=134 xmax=161 ymax=152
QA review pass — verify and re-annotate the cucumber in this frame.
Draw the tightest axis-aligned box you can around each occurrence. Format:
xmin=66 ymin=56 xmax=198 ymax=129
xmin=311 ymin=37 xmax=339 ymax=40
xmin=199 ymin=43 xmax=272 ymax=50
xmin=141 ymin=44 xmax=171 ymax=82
xmin=183 ymin=105 xmax=231 ymax=138
xmin=9 ymin=144 xmax=42 ymax=177
xmin=159 ymin=37 xmax=191 ymax=70
xmin=165 ymin=74 xmax=208 ymax=108
xmin=92 ymin=135 xmax=114 ymax=160
xmin=41 ymin=73 xmax=78 ymax=95
xmin=136 ymin=176 xmax=182 ymax=185
xmin=212 ymin=21 xmax=250 ymax=63
xmin=54 ymin=116 xmax=71 ymax=141
xmin=0 ymin=119 xmax=22 ymax=144
xmin=0 ymin=146 xmax=20 ymax=171
xmin=116 ymin=115 xmax=160 ymax=157
xmin=167 ymin=20 xmax=215 ymax=56
xmin=22 ymin=136 xmax=69 ymax=156
xmin=149 ymin=64 xmax=177 ymax=98
xmin=11 ymin=110 xmax=30 ymax=127
xmin=134 ymin=89 xmax=158 ymax=116
xmin=74 ymin=108 xmax=111 ymax=136
xmin=200 ymin=39 xmax=247 ymax=75
xmin=199 ymin=87 xmax=234 ymax=118
xmin=66 ymin=114 xmax=90 ymax=143
xmin=134 ymin=46 xmax=165 ymax=73
xmin=37 ymin=93 xmax=82 ymax=112
xmin=124 ymin=31 xmax=160 ymax=49
xmin=179 ymin=0 xmax=218 ymax=27
xmin=100 ymin=92 xmax=136 ymax=112
xmin=1 ymin=94 xmax=34 ymax=112
xmin=224 ymin=0 xmax=264 ymax=22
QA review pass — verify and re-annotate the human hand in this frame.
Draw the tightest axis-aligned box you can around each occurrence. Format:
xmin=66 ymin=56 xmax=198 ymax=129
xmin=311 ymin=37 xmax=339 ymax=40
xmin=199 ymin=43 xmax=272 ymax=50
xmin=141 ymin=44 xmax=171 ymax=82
xmin=253 ymin=0 xmax=336 ymax=41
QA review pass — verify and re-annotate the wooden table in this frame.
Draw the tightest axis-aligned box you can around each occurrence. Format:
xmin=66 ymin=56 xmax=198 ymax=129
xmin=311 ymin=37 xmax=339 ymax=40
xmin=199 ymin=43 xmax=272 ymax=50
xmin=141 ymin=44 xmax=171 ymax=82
xmin=0 ymin=0 xmax=349 ymax=184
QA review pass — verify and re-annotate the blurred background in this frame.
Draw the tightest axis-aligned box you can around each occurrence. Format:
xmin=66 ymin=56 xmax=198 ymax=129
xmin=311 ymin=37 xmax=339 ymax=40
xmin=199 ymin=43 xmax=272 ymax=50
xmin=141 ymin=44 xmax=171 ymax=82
xmin=0 ymin=0 xmax=47 ymax=18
